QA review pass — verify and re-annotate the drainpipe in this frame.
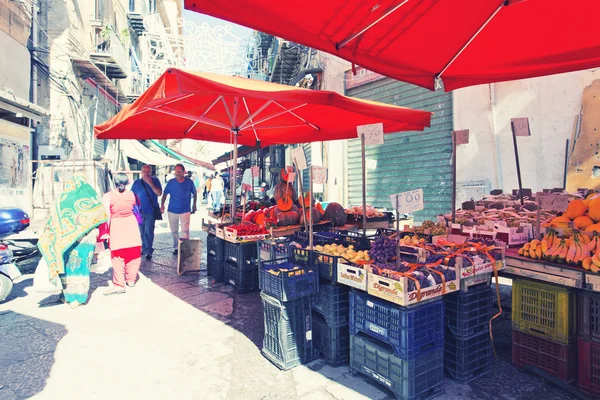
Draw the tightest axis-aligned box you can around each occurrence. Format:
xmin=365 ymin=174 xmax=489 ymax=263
xmin=489 ymin=83 xmax=504 ymax=190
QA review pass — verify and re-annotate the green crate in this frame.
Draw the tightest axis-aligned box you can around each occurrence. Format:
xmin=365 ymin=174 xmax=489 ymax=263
xmin=511 ymin=278 xmax=576 ymax=345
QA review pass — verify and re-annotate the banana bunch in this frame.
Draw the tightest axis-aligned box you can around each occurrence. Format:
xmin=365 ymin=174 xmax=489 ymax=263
xmin=518 ymin=240 xmax=543 ymax=260
xmin=542 ymin=229 xmax=558 ymax=248
xmin=566 ymin=235 xmax=590 ymax=265
xmin=543 ymin=238 xmax=568 ymax=263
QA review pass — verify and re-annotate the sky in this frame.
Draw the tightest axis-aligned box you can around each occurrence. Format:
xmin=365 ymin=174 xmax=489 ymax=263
xmin=180 ymin=8 xmax=254 ymax=159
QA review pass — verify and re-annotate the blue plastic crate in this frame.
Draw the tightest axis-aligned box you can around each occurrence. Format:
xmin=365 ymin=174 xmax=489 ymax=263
xmin=259 ymin=258 xmax=319 ymax=302
xmin=261 ymin=292 xmax=318 ymax=370
xmin=313 ymin=282 xmax=350 ymax=327
xmin=314 ymin=252 xmax=348 ymax=282
xmin=444 ymin=329 xmax=492 ymax=383
xmin=225 ymin=241 xmax=257 ymax=268
xmin=290 ymin=247 xmax=316 ymax=267
xmin=350 ymin=333 xmax=444 ymax=400
xmin=444 ymin=284 xmax=492 ymax=339
xmin=207 ymin=234 xmax=225 ymax=260
xmin=207 ymin=254 xmax=224 ymax=283
xmin=258 ymin=238 xmax=293 ymax=262
xmin=350 ymin=290 xmax=444 ymax=360
xmin=312 ymin=312 xmax=350 ymax=366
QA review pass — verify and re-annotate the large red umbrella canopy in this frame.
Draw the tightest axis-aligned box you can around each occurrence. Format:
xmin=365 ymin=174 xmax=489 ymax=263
xmin=185 ymin=0 xmax=600 ymax=91
xmin=94 ymin=68 xmax=431 ymax=146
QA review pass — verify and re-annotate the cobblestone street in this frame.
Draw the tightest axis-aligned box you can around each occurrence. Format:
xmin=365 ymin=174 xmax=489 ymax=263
xmin=0 ymin=212 xmax=581 ymax=400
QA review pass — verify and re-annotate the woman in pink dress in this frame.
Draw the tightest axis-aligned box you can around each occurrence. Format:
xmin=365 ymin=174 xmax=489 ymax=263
xmin=103 ymin=173 xmax=142 ymax=295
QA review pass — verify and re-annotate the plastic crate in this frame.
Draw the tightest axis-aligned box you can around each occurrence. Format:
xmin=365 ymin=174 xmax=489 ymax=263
xmin=315 ymin=252 xmax=347 ymax=282
xmin=350 ymin=290 xmax=444 ymax=360
xmin=261 ymin=292 xmax=318 ymax=370
xmin=350 ymin=333 xmax=444 ymax=400
xmin=578 ymin=338 xmax=600 ymax=397
xmin=312 ymin=282 xmax=350 ymax=328
xmin=225 ymin=261 xmax=259 ymax=293
xmin=512 ymin=329 xmax=576 ymax=383
xmin=444 ymin=284 xmax=492 ymax=339
xmin=444 ymin=329 xmax=492 ymax=383
xmin=512 ymin=278 xmax=576 ymax=344
xmin=312 ymin=312 xmax=350 ymax=366
xmin=225 ymin=241 xmax=258 ymax=268
xmin=290 ymin=247 xmax=315 ymax=268
xmin=207 ymin=254 xmax=224 ymax=283
xmin=258 ymin=238 xmax=292 ymax=262
xmin=578 ymin=290 xmax=600 ymax=343
xmin=207 ymin=234 xmax=225 ymax=260
xmin=259 ymin=258 xmax=319 ymax=302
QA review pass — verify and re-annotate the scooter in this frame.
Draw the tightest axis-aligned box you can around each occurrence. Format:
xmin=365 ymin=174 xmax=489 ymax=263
xmin=0 ymin=208 xmax=39 ymax=302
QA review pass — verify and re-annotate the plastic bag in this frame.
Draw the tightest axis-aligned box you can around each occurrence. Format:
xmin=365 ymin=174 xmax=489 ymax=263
xmin=33 ymin=258 xmax=62 ymax=294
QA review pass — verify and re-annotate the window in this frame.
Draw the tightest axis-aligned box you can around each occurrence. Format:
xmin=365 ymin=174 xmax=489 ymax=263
xmin=148 ymin=0 xmax=156 ymax=13
xmin=129 ymin=0 xmax=135 ymax=12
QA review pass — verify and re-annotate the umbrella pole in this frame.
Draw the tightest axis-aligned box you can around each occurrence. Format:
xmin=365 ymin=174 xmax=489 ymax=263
xmin=309 ymin=166 xmax=313 ymax=250
xmin=295 ymin=161 xmax=310 ymax=237
xmin=231 ymin=130 xmax=238 ymax=222
xmin=361 ymin=133 xmax=367 ymax=238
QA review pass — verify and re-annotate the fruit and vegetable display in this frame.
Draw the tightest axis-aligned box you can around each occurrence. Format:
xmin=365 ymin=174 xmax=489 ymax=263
xmin=228 ymin=223 xmax=269 ymax=236
xmin=410 ymin=220 xmax=448 ymax=236
xmin=264 ymin=263 xmax=309 ymax=277
xmin=346 ymin=205 xmax=386 ymax=218
xmin=312 ymin=243 xmax=370 ymax=264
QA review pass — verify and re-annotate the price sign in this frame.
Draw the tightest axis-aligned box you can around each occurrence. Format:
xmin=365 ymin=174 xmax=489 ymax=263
xmin=390 ymin=189 xmax=424 ymax=214
xmin=287 ymin=172 xmax=296 ymax=182
xmin=251 ymin=166 xmax=259 ymax=178
xmin=311 ymin=166 xmax=327 ymax=184
xmin=537 ymin=192 xmax=569 ymax=212
xmin=357 ymin=123 xmax=384 ymax=145
xmin=453 ymin=130 xmax=470 ymax=145
xmin=291 ymin=147 xmax=307 ymax=170
xmin=511 ymin=117 xmax=531 ymax=137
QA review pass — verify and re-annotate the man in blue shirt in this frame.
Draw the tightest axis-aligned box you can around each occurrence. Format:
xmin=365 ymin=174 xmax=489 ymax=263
xmin=161 ymin=164 xmax=197 ymax=254
xmin=131 ymin=165 xmax=163 ymax=260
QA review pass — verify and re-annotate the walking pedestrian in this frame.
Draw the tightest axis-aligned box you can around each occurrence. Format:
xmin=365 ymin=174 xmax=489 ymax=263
xmin=103 ymin=173 xmax=143 ymax=295
xmin=210 ymin=172 xmax=225 ymax=212
xmin=161 ymin=164 xmax=197 ymax=255
xmin=204 ymin=174 xmax=213 ymax=206
xmin=37 ymin=174 xmax=107 ymax=309
xmin=131 ymin=165 xmax=162 ymax=260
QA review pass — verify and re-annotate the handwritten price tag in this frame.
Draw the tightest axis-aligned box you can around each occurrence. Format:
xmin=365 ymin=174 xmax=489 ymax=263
xmin=291 ymin=147 xmax=307 ymax=170
xmin=511 ymin=117 xmax=531 ymax=137
xmin=357 ymin=123 xmax=384 ymax=145
xmin=311 ymin=166 xmax=327 ymax=184
xmin=390 ymin=189 xmax=424 ymax=214
xmin=537 ymin=192 xmax=568 ymax=212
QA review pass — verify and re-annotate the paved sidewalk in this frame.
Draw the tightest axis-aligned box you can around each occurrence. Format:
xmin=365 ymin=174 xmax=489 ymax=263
xmin=0 ymin=211 xmax=580 ymax=400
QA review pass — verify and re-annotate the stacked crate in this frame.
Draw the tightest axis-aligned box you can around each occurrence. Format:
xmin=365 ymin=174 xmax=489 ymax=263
xmin=443 ymin=283 xmax=493 ymax=383
xmin=258 ymin=243 xmax=320 ymax=370
xmin=224 ymin=241 xmax=259 ymax=293
xmin=577 ymin=290 xmax=600 ymax=396
xmin=206 ymin=234 xmax=225 ymax=283
xmin=312 ymin=282 xmax=350 ymax=366
xmin=511 ymin=278 xmax=577 ymax=383
xmin=349 ymin=290 xmax=445 ymax=400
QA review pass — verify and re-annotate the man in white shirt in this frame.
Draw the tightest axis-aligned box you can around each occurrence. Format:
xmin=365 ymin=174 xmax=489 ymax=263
xmin=210 ymin=172 xmax=225 ymax=211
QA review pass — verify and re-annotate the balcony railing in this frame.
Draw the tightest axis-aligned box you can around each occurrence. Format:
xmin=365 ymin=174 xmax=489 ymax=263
xmin=90 ymin=31 xmax=130 ymax=80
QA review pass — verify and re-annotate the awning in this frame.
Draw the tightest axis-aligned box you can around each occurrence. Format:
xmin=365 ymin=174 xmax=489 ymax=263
xmin=119 ymin=140 xmax=179 ymax=166
xmin=0 ymin=89 xmax=49 ymax=122
xmin=72 ymin=58 xmax=128 ymax=103
xmin=213 ymin=145 xmax=261 ymax=165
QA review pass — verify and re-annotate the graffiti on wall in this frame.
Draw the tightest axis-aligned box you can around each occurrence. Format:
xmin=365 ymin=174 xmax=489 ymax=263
xmin=0 ymin=139 xmax=29 ymax=195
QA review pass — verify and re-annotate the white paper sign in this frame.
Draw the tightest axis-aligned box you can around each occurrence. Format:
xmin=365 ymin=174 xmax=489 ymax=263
xmin=537 ymin=192 xmax=569 ymax=212
xmin=287 ymin=172 xmax=296 ymax=182
xmin=311 ymin=166 xmax=327 ymax=184
xmin=251 ymin=166 xmax=259 ymax=178
xmin=390 ymin=189 xmax=424 ymax=214
xmin=291 ymin=147 xmax=307 ymax=170
xmin=357 ymin=123 xmax=384 ymax=145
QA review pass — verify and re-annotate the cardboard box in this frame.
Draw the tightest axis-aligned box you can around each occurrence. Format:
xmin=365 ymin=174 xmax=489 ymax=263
xmin=495 ymin=226 xmax=529 ymax=247
xmin=458 ymin=247 xmax=505 ymax=278
xmin=337 ymin=262 xmax=368 ymax=291
xmin=224 ymin=226 xmax=270 ymax=243
xmin=366 ymin=268 xmax=459 ymax=306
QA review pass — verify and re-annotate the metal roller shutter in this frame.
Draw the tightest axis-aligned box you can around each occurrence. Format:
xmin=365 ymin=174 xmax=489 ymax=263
xmin=346 ymin=78 xmax=453 ymax=222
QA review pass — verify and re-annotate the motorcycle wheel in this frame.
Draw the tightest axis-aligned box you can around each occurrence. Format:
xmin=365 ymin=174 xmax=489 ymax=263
xmin=0 ymin=272 xmax=13 ymax=302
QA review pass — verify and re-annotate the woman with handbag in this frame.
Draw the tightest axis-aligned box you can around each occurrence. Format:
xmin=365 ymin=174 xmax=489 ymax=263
xmin=37 ymin=174 xmax=108 ymax=309
xmin=103 ymin=173 xmax=143 ymax=295
xmin=131 ymin=165 xmax=163 ymax=260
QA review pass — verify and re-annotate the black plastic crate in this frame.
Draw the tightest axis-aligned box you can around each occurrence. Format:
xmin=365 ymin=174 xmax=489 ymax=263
xmin=225 ymin=241 xmax=257 ymax=268
xmin=314 ymin=252 xmax=348 ymax=282
xmin=350 ymin=333 xmax=444 ymax=400
xmin=261 ymin=292 xmax=318 ymax=370
xmin=578 ymin=290 xmax=600 ymax=343
xmin=444 ymin=329 xmax=492 ymax=383
xmin=444 ymin=284 xmax=492 ymax=339
xmin=259 ymin=258 xmax=318 ymax=302
xmin=290 ymin=247 xmax=315 ymax=267
xmin=312 ymin=312 xmax=350 ymax=366
xmin=350 ymin=290 xmax=444 ymax=360
xmin=225 ymin=261 xmax=259 ymax=293
xmin=207 ymin=234 xmax=225 ymax=260
xmin=258 ymin=238 xmax=292 ymax=262
xmin=312 ymin=282 xmax=350 ymax=327
xmin=207 ymin=254 xmax=224 ymax=283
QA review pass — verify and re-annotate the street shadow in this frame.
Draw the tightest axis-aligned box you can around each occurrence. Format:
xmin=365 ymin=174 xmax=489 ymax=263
xmin=0 ymin=311 xmax=67 ymax=399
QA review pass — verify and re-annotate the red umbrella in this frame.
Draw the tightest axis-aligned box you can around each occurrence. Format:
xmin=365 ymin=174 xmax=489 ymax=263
xmin=95 ymin=68 xmax=431 ymax=224
xmin=185 ymin=0 xmax=600 ymax=91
